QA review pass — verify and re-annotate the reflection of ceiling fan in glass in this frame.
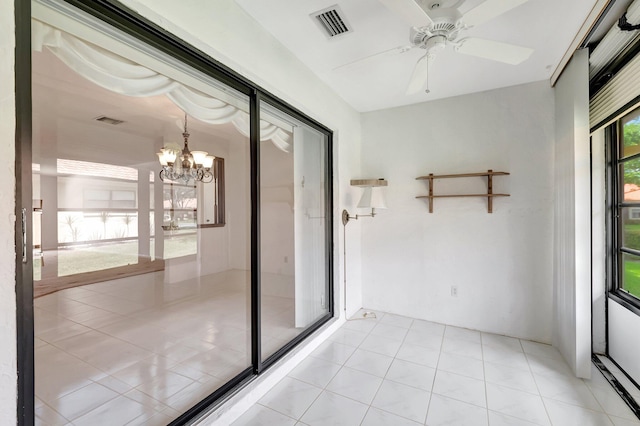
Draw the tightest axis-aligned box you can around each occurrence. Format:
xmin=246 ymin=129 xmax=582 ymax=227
xmin=375 ymin=0 xmax=534 ymax=94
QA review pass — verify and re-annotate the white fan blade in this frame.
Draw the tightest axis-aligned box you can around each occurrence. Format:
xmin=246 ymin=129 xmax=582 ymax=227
xmin=406 ymin=54 xmax=430 ymax=95
xmin=379 ymin=0 xmax=433 ymax=28
xmin=333 ymin=45 xmax=415 ymax=72
xmin=455 ymin=38 xmax=533 ymax=65
xmin=462 ymin=0 xmax=528 ymax=26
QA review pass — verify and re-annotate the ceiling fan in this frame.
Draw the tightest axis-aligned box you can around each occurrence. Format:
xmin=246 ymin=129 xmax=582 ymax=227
xmin=376 ymin=0 xmax=534 ymax=94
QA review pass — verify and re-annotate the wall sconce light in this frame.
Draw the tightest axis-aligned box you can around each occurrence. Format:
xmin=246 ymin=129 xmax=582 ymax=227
xmin=342 ymin=178 xmax=388 ymax=225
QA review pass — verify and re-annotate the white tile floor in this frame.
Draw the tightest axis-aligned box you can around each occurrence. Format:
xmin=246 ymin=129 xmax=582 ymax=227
xmin=34 ymin=269 xmax=306 ymax=426
xmin=232 ymin=310 xmax=640 ymax=426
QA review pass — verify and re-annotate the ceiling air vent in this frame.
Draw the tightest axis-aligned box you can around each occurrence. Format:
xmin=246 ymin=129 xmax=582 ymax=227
xmin=95 ymin=116 xmax=125 ymax=125
xmin=312 ymin=5 xmax=352 ymax=38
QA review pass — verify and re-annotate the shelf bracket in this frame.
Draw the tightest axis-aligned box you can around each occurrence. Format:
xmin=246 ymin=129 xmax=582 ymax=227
xmin=428 ymin=173 xmax=434 ymax=213
xmin=487 ymin=169 xmax=493 ymax=214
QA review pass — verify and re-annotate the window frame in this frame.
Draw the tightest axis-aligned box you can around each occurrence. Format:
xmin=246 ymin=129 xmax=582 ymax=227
xmin=608 ymin=107 xmax=640 ymax=315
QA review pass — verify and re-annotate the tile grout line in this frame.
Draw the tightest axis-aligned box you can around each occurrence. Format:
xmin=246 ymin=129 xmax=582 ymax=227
xmin=480 ymin=332 xmax=490 ymax=426
xmin=357 ymin=311 xmax=391 ymax=426
xmin=521 ymin=337 xmax=555 ymax=426
xmin=255 ymin=403 xmax=299 ymax=424
xmin=299 ymin=311 xmax=381 ymax=425
xmin=581 ymin=362 xmax=613 ymax=417
xmin=423 ymin=323 xmax=447 ymax=425
xmin=346 ymin=312 xmax=434 ymax=426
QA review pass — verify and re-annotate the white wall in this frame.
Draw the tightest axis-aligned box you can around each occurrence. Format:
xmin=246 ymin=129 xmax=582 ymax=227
xmin=0 ymin=0 xmax=17 ymax=423
xmin=227 ymin=137 xmax=251 ymax=271
xmin=360 ymin=81 xmax=555 ymax=342
xmin=260 ymin=139 xmax=294 ymax=278
xmin=609 ymin=301 xmax=640 ymax=383
xmin=118 ymin=0 xmax=364 ymax=316
xmin=553 ymin=49 xmax=592 ymax=378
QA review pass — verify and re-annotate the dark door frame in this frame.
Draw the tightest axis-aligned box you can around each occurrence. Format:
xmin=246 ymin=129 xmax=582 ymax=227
xmin=15 ymin=0 xmax=334 ymax=425
xmin=15 ymin=0 xmax=34 ymax=423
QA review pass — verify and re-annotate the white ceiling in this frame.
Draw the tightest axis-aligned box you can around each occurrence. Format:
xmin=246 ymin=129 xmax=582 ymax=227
xmin=33 ymin=48 xmax=243 ymax=139
xmin=32 ymin=48 xmax=244 ymax=168
xmin=235 ymin=0 xmax=600 ymax=112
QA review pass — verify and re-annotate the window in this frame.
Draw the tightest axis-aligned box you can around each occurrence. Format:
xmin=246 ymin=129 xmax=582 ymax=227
xmin=610 ymin=106 xmax=640 ymax=304
xmin=84 ymin=189 xmax=136 ymax=209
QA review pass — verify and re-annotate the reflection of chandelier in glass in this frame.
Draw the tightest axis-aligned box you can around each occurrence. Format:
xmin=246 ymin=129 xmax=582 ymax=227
xmin=157 ymin=114 xmax=214 ymax=183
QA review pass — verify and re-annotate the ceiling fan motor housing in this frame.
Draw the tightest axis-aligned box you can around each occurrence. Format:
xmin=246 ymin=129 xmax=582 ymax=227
xmin=410 ymin=21 xmax=459 ymax=44
xmin=410 ymin=0 xmax=463 ymax=48
xmin=417 ymin=0 xmax=463 ymax=11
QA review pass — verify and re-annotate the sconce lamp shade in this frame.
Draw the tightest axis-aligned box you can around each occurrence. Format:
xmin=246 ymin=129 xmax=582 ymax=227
xmin=357 ymin=187 xmax=387 ymax=210
xmin=342 ymin=178 xmax=388 ymax=226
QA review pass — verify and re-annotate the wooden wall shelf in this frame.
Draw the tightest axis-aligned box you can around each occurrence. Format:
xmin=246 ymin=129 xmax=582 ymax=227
xmin=416 ymin=169 xmax=510 ymax=213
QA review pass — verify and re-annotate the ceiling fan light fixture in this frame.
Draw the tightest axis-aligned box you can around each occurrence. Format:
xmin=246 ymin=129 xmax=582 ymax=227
xmin=425 ymin=35 xmax=447 ymax=51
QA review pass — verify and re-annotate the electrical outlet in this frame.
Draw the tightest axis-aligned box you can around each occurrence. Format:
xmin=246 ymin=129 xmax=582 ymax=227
xmin=284 ymin=256 xmax=288 ymax=263
xmin=451 ymin=286 xmax=458 ymax=297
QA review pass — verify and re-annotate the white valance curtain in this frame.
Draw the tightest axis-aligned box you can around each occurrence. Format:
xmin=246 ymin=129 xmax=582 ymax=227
xmin=32 ymin=19 xmax=292 ymax=152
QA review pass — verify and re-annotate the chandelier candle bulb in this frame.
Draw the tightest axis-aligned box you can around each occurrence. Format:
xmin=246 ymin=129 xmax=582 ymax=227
xmin=203 ymin=155 xmax=215 ymax=169
xmin=161 ymin=148 xmax=177 ymax=165
xmin=191 ymin=151 xmax=209 ymax=167
xmin=157 ymin=152 xmax=168 ymax=166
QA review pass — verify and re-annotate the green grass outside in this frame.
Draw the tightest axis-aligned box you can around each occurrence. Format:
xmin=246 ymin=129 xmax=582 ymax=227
xmin=626 ymin=223 xmax=640 ymax=232
xmin=623 ymin=222 xmax=640 ymax=298
xmin=623 ymin=259 xmax=640 ymax=299
xmin=34 ymin=234 xmax=197 ymax=280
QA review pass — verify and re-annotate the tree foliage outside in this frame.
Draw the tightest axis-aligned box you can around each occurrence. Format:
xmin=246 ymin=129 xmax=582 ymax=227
xmin=624 ymin=119 xmax=640 ymax=148
xmin=61 ymin=214 xmax=81 ymax=242
xmin=164 ymin=185 xmax=196 ymax=210
xmin=623 ymin=118 xmax=640 ymax=186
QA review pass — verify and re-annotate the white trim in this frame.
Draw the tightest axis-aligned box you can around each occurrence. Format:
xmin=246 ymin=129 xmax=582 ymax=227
xmin=551 ymin=0 xmax=610 ymax=87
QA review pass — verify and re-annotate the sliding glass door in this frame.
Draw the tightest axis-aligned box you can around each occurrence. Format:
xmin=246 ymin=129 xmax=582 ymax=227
xmin=260 ymin=103 xmax=331 ymax=361
xmin=32 ymin=6 xmax=254 ymax=423
xmin=25 ymin=0 xmax=334 ymax=424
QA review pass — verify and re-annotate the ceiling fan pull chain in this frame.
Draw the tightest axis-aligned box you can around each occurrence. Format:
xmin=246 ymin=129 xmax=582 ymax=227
xmin=425 ymin=54 xmax=431 ymax=94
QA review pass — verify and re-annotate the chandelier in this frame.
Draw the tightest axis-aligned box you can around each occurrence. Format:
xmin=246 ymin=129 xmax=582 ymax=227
xmin=157 ymin=114 xmax=214 ymax=183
